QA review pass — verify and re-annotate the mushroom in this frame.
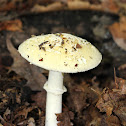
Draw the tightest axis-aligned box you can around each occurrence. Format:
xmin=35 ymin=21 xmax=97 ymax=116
xmin=18 ymin=33 xmax=102 ymax=126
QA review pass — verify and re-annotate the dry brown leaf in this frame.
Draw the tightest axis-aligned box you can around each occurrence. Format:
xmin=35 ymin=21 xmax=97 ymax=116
xmin=113 ymin=74 xmax=126 ymax=94
xmin=67 ymin=1 xmax=90 ymax=10
xmin=0 ymin=91 xmax=9 ymax=110
xmin=1 ymin=0 xmax=126 ymax=19
xmin=0 ymin=1 xmax=18 ymax=11
xmin=106 ymin=106 xmax=113 ymax=116
xmin=31 ymin=2 xmax=64 ymax=13
xmin=3 ymin=108 xmax=11 ymax=121
xmin=118 ymin=64 xmax=126 ymax=79
xmin=0 ymin=0 xmax=125 ymax=21
xmin=31 ymin=91 xmax=46 ymax=111
xmin=96 ymin=89 xmax=114 ymax=114
xmin=0 ymin=0 xmax=53 ymax=12
xmin=6 ymin=34 xmax=47 ymax=91
xmin=0 ymin=87 xmax=24 ymax=114
xmin=0 ymin=19 xmax=22 ymax=32
xmin=0 ymin=115 xmax=14 ymax=126
xmin=27 ymin=118 xmax=35 ymax=126
xmin=37 ymin=115 xmax=45 ymax=126
xmin=106 ymin=115 xmax=121 ymax=126
xmin=84 ymin=105 xmax=102 ymax=126
xmin=101 ymin=0 xmax=119 ymax=13
xmin=56 ymin=109 xmax=74 ymax=126
xmin=67 ymin=0 xmax=102 ymax=11
xmin=0 ymin=88 xmax=23 ymax=110
xmin=109 ymin=16 xmax=126 ymax=50
xmin=14 ymin=106 xmax=37 ymax=119
xmin=118 ymin=64 xmax=126 ymax=70
xmin=96 ymin=80 xmax=126 ymax=124
xmin=67 ymin=82 xmax=98 ymax=113
xmin=31 ymin=1 xmax=102 ymax=13
xmin=114 ymin=106 xmax=126 ymax=125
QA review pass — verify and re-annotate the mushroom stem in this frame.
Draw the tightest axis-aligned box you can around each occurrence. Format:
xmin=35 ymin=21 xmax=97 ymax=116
xmin=43 ymin=70 xmax=67 ymax=126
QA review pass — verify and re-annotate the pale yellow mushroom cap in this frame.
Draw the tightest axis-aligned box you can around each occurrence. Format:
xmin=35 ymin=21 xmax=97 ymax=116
xmin=18 ymin=33 xmax=102 ymax=73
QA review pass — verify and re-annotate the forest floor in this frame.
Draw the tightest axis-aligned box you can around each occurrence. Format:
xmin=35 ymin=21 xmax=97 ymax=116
xmin=0 ymin=8 xmax=126 ymax=126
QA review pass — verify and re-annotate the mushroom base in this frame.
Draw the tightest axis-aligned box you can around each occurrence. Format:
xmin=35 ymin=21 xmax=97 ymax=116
xmin=43 ymin=70 xmax=67 ymax=126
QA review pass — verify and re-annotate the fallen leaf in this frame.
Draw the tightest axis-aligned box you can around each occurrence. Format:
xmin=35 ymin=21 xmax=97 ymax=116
xmin=113 ymin=76 xmax=126 ymax=94
xmin=96 ymin=81 xmax=126 ymax=124
xmin=84 ymin=105 xmax=102 ymax=126
xmin=106 ymin=115 xmax=121 ymax=126
xmin=14 ymin=106 xmax=37 ymax=119
xmin=16 ymin=106 xmax=42 ymax=126
xmin=0 ymin=19 xmax=23 ymax=32
xmin=96 ymin=89 xmax=114 ymax=115
xmin=0 ymin=0 xmax=125 ymax=19
xmin=0 ymin=115 xmax=14 ymax=126
xmin=37 ymin=116 xmax=45 ymax=126
xmin=101 ymin=0 xmax=119 ymax=13
xmin=118 ymin=64 xmax=126 ymax=71
xmin=31 ymin=91 xmax=46 ymax=111
xmin=106 ymin=106 xmax=113 ymax=116
xmin=56 ymin=108 xmax=74 ymax=126
xmin=67 ymin=1 xmax=90 ymax=10
xmin=6 ymin=34 xmax=47 ymax=91
xmin=31 ymin=2 xmax=64 ymax=13
xmin=67 ymin=82 xmax=98 ymax=113
xmin=27 ymin=118 xmax=36 ymax=126
xmin=118 ymin=64 xmax=126 ymax=79
xmin=113 ymin=70 xmax=126 ymax=94
xmin=114 ymin=106 xmax=126 ymax=125
xmin=3 ymin=108 xmax=11 ymax=121
xmin=0 ymin=91 xmax=9 ymax=111
xmin=109 ymin=16 xmax=126 ymax=50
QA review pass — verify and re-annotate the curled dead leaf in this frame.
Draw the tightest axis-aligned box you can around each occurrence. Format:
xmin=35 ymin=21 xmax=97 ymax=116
xmin=109 ymin=16 xmax=126 ymax=51
xmin=6 ymin=34 xmax=47 ymax=91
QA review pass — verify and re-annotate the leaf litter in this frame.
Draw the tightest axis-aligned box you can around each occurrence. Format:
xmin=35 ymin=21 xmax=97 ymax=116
xmin=96 ymin=73 xmax=126 ymax=125
xmin=2 ymin=37 xmax=126 ymax=125
xmin=0 ymin=3 xmax=126 ymax=125
xmin=6 ymin=34 xmax=47 ymax=91
xmin=109 ymin=16 xmax=126 ymax=51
